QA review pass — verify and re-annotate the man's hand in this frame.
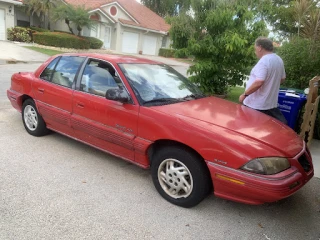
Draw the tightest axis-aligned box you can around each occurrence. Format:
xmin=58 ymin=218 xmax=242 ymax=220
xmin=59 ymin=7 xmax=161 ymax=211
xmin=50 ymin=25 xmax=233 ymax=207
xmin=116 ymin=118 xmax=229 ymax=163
xmin=239 ymin=94 xmax=246 ymax=103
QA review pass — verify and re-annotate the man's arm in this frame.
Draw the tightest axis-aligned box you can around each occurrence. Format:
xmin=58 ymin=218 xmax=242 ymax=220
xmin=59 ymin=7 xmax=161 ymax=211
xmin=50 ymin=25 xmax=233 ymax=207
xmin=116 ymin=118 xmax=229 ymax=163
xmin=281 ymin=78 xmax=285 ymax=84
xmin=239 ymin=79 xmax=264 ymax=103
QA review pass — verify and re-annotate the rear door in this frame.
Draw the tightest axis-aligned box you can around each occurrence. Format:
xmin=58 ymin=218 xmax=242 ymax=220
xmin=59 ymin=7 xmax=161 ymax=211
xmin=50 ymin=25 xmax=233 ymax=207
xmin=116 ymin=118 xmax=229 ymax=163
xmin=33 ymin=56 xmax=85 ymax=136
xmin=71 ymin=58 xmax=139 ymax=161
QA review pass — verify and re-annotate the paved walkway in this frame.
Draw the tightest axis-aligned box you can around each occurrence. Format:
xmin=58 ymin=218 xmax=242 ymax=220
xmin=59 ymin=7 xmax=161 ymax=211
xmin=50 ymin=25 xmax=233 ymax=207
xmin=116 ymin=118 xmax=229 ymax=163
xmin=0 ymin=41 xmax=49 ymax=63
xmin=0 ymin=40 xmax=319 ymax=178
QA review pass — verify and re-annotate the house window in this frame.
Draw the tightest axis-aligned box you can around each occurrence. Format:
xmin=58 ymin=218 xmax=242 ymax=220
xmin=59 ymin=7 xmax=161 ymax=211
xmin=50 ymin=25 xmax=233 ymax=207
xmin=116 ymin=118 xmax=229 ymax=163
xmin=161 ymin=36 xmax=167 ymax=48
xmin=110 ymin=6 xmax=117 ymax=16
xmin=90 ymin=25 xmax=99 ymax=38
xmin=90 ymin=14 xmax=100 ymax=21
xmin=17 ymin=20 xmax=30 ymax=27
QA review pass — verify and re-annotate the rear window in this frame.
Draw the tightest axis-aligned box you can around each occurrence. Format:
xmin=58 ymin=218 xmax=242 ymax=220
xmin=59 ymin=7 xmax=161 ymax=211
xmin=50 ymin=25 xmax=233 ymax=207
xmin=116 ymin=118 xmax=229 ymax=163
xmin=40 ymin=56 xmax=85 ymax=88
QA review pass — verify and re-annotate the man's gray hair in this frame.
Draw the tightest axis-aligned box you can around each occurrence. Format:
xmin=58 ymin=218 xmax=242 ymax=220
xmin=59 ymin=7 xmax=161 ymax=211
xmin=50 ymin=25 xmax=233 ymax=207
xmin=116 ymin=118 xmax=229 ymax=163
xmin=255 ymin=37 xmax=274 ymax=52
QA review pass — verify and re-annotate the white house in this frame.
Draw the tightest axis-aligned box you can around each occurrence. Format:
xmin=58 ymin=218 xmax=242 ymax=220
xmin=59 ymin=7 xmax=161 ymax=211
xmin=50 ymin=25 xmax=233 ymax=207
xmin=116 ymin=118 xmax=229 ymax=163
xmin=1 ymin=0 xmax=171 ymax=56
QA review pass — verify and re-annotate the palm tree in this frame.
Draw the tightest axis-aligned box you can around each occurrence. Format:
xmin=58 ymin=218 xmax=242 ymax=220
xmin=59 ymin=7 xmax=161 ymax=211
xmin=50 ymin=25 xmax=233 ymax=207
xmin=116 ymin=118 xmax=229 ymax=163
xmin=300 ymin=8 xmax=320 ymax=42
xmin=52 ymin=4 xmax=75 ymax=35
xmin=52 ymin=4 xmax=96 ymax=36
xmin=292 ymin=0 xmax=320 ymax=55
xmin=24 ymin=0 xmax=55 ymax=30
xmin=293 ymin=0 xmax=313 ymax=36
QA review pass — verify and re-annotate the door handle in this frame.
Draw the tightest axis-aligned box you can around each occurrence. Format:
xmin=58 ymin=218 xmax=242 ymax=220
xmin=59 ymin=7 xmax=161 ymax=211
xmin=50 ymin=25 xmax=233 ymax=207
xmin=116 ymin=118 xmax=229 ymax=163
xmin=38 ymin=88 xmax=44 ymax=93
xmin=77 ymin=103 xmax=85 ymax=108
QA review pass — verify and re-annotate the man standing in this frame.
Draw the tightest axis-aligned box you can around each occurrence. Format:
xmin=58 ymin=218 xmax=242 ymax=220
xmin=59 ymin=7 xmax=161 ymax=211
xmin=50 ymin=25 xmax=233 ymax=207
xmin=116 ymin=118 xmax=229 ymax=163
xmin=239 ymin=37 xmax=287 ymax=124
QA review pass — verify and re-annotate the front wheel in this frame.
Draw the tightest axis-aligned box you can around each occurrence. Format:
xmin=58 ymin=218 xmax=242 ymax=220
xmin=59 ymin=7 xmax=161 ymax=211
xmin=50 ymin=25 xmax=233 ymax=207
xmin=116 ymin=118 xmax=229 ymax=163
xmin=22 ymin=99 xmax=49 ymax=136
xmin=151 ymin=146 xmax=211 ymax=208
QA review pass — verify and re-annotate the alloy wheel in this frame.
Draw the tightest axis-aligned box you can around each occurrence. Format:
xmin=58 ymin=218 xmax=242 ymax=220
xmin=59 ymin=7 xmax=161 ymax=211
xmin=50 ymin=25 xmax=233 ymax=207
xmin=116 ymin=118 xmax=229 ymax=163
xmin=157 ymin=158 xmax=193 ymax=199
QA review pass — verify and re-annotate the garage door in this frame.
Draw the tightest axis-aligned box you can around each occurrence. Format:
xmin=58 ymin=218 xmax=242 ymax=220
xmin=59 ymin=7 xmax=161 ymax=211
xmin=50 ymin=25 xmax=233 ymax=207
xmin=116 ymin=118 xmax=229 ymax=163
xmin=122 ymin=31 xmax=139 ymax=54
xmin=142 ymin=35 xmax=157 ymax=55
xmin=0 ymin=9 xmax=5 ymax=41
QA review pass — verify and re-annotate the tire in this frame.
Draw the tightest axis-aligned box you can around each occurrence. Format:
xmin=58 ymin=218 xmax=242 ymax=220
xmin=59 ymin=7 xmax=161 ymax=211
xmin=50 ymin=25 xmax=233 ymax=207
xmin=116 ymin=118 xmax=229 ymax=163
xmin=22 ymin=99 xmax=49 ymax=136
xmin=151 ymin=146 xmax=211 ymax=208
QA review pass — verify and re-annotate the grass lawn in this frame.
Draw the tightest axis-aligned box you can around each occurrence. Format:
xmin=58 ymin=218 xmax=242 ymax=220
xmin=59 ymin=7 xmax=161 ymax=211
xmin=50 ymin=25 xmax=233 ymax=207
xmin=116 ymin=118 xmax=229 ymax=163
xmin=24 ymin=46 xmax=65 ymax=56
xmin=226 ymin=86 xmax=245 ymax=103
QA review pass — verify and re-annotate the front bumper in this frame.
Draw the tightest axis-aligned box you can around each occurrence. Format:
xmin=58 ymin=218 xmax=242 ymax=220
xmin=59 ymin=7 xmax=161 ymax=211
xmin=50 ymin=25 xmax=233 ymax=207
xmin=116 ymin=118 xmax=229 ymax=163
xmin=206 ymin=146 xmax=314 ymax=205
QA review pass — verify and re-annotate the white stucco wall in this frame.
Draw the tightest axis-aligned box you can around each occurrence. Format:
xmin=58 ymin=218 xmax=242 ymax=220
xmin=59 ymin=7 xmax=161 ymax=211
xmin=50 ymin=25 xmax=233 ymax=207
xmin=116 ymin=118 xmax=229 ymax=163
xmin=52 ymin=19 xmax=77 ymax=35
xmin=0 ymin=2 xmax=15 ymax=40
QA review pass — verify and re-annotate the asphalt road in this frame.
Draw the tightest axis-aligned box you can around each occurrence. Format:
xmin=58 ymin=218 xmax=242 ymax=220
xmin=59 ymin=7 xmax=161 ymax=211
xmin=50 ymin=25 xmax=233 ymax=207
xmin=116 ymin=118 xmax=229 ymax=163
xmin=0 ymin=63 xmax=320 ymax=240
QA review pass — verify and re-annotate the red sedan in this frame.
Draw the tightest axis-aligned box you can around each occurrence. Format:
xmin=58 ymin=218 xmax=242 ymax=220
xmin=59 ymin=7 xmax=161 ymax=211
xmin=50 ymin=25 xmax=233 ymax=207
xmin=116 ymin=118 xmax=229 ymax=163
xmin=7 ymin=53 xmax=313 ymax=207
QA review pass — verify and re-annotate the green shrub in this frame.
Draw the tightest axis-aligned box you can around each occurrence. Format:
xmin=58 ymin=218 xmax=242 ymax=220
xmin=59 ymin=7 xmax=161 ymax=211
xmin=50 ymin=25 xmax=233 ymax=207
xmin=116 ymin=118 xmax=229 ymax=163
xmin=82 ymin=36 xmax=103 ymax=49
xmin=29 ymin=26 xmax=50 ymax=32
xmin=33 ymin=32 xmax=90 ymax=49
xmin=277 ymin=37 xmax=320 ymax=139
xmin=53 ymin=30 xmax=73 ymax=34
xmin=159 ymin=48 xmax=176 ymax=58
xmin=277 ymin=37 xmax=320 ymax=90
xmin=7 ymin=27 xmax=32 ymax=42
xmin=174 ymin=48 xmax=188 ymax=58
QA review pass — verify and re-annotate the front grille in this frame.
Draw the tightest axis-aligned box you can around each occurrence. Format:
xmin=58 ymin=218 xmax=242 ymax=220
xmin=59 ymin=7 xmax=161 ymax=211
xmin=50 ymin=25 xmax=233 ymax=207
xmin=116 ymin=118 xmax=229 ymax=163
xmin=298 ymin=153 xmax=311 ymax=172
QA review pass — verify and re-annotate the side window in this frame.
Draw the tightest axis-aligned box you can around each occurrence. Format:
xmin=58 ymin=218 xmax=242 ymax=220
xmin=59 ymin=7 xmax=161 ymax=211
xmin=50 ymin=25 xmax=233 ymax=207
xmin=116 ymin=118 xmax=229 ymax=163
xmin=51 ymin=56 xmax=85 ymax=88
xmin=80 ymin=60 xmax=120 ymax=97
xmin=40 ymin=57 xmax=60 ymax=81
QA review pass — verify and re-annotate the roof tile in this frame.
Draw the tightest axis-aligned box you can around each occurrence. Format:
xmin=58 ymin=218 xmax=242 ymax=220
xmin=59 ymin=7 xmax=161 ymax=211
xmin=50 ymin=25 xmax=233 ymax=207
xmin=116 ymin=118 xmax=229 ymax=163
xmin=63 ymin=0 xmax=170 ymax=32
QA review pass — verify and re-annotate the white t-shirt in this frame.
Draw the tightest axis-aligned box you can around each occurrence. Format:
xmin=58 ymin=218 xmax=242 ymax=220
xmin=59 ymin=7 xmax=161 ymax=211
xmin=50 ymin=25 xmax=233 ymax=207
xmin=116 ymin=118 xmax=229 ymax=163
xmin=243 ymin=53 xmax=286 ymax=110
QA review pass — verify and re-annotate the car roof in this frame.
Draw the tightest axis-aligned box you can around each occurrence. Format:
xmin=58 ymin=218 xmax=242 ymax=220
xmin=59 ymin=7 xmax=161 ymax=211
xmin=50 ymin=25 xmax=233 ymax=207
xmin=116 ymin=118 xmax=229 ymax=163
xmin=56 ymin=53 xmax=163 ymax=65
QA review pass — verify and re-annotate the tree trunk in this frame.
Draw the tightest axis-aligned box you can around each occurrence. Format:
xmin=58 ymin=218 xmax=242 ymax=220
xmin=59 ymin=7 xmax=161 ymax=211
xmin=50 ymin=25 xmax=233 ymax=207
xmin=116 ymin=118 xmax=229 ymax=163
xmin=65 ymin=19 xmax=74 ymax=35
xmin=77 ymin=26 xmax=82 ymax=36
xmin=47 ymin=12 xmax=50 ymax=30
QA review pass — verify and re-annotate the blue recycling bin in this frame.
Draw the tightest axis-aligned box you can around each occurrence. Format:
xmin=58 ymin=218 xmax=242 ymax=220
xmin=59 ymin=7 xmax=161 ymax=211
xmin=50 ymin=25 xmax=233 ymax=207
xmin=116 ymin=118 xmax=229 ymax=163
xmin=277 ymin=89 xmax=307 ymax=129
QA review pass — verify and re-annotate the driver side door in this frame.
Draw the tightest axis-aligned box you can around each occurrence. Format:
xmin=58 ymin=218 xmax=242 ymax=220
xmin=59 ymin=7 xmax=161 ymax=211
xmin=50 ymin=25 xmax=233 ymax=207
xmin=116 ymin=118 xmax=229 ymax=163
xmin=71 ymin=58 xmax=139 ymax=161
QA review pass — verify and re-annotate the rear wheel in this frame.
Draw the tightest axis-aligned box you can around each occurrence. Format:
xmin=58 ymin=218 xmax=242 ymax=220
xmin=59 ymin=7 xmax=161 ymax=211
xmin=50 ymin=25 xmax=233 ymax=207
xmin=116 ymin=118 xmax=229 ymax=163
xmin=22 ymin=99 xmax=49 ymax=136
xmin=151 ymin=146 xmax=211 ymax=208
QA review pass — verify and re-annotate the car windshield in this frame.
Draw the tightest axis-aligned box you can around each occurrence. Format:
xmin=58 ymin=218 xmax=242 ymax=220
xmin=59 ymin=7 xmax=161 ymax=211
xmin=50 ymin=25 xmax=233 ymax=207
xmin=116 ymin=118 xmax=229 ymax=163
xmin=119 ymin=63 xmax=205 ymax=106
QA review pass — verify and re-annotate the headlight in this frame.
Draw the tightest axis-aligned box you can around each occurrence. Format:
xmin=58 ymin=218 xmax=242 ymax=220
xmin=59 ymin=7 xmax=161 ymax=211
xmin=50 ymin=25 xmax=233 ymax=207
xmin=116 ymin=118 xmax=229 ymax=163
xmin=240 ymin=157 xmax=290 ymax=175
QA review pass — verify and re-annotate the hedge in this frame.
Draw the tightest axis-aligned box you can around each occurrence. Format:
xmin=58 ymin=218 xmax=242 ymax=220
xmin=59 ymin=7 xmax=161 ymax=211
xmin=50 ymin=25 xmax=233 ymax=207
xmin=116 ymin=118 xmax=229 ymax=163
xmin=29 ymin=26 xmax=50 ymax=32
xmin=159 ymin=48 xmax=176 ymax=58
xmin=33 ymin=32 xmax=90 ymax=49
xmin=82 ymin=36 xmax=103 ymax=49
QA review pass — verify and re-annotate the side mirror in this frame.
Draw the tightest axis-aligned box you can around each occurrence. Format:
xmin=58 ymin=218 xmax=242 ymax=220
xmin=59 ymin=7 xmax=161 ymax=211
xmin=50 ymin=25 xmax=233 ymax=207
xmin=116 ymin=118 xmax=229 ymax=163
xmin=106 ymin=88 xmax=130 ymax=103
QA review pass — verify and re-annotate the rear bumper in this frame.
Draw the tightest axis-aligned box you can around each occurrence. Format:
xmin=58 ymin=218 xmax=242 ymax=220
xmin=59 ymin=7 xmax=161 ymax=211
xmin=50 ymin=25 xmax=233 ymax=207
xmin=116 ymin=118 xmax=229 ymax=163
xmin=206 ymin=150 xmax=314 ymax=205
xmin=7 ymin=89 xmax=23 ymax=112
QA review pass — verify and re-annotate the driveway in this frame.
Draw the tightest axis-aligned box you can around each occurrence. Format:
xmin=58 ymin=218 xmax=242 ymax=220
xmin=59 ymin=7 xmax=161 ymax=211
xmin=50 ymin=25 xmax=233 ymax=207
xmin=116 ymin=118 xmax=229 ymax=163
xmin=0 ymin=41 xmax=49 ymax=63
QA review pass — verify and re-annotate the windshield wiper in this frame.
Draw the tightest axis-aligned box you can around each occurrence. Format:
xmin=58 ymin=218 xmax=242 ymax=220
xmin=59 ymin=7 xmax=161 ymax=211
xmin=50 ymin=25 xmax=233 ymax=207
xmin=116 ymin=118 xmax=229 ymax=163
xmin=143 ymin=98 xmax=183 ymax=106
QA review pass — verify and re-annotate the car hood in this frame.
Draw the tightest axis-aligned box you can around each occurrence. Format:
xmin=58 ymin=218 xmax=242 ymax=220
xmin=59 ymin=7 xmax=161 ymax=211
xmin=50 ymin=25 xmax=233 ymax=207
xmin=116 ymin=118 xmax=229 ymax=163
xmin=152 ymin=97 xmax=303 ymax=157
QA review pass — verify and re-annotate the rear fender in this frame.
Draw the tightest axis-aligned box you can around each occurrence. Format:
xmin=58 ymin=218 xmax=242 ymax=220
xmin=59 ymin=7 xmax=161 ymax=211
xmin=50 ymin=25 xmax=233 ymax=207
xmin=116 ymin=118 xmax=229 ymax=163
xmin=11 ymin=72 xmax=35 ymax=96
